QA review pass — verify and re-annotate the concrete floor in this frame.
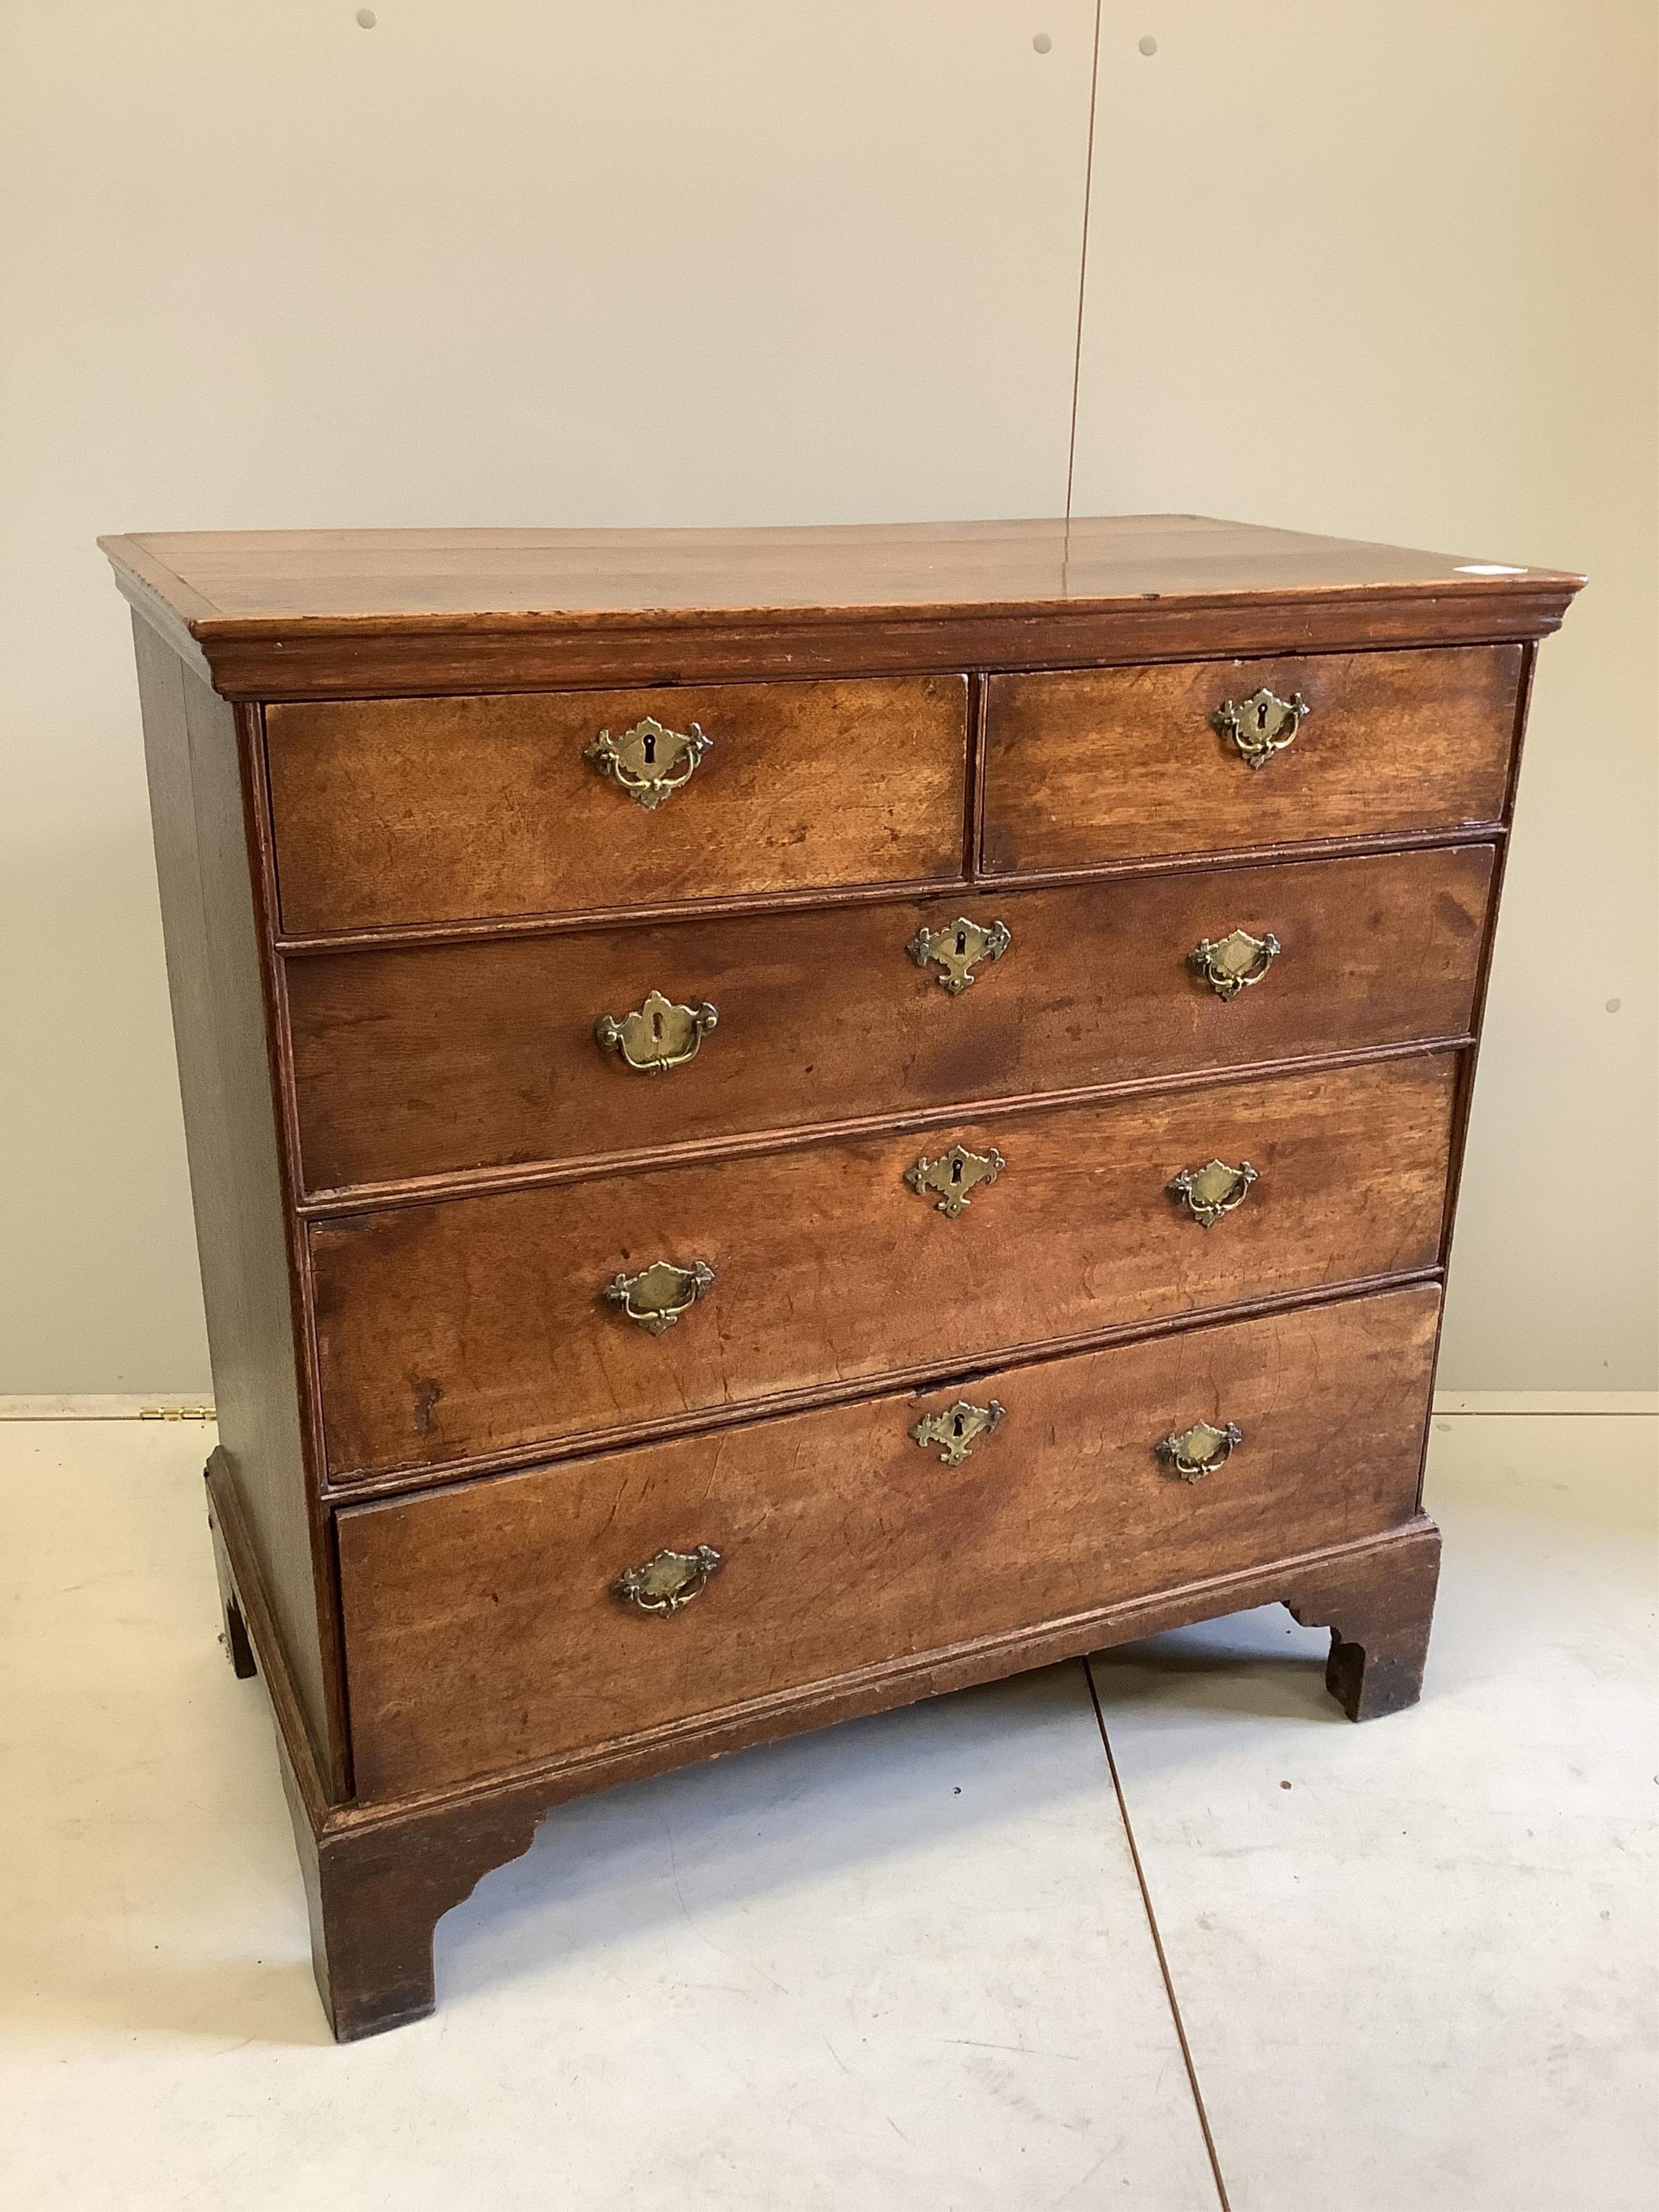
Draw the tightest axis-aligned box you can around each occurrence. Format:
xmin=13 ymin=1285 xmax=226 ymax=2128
xmin=1 ymin=1411 xmax=1653 ymax=2210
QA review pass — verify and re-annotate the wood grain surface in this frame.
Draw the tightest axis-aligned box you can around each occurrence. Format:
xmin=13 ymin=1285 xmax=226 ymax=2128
xmin=336 ymin=1283 xmax=1441 ymax=1798
xmin=99 ymin=516 xmax=1582 ymax=699
xmin=311 ymin=1055 xmax=1458 ymax=1481
xmin=100 ymin=516 xmax=1576 ymax=623
xmin=266 ymin=677 xmax=967 ymax=933
xmin=131 ymin=624 xmax=342 ymax=1787
xmin=982 ymin=645 xmax=1521 ymax=871
xmin=106 ymin=507 xmax=1581 ymax=2039
xmin=285 ymin=845 xmax=1494 ymax=1196
xmin=217 ymin=1433 xmax=1439 ymax=2039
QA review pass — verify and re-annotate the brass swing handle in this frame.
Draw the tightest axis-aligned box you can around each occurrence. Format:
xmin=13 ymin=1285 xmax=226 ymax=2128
xmin=595 ymin=989 xmax=718 ymax=1073
xmin=1212 ymin=686 xmax=1310 ymax=770
xmin=585 ymin=716 xmax=710 ymax=809
xmin=606 ymin=1259 xmax=714 ymax=1334
xmin=1190 ymin=928 xmax=1280 ymax=1001
xmin=613 ymin=1544 xmax=722 ymax=1615
xmin=1157 ymin=1419 xmax=1243 ymax=1482
xmin=1168 ymin=1158 xmax=1257 ymax=1229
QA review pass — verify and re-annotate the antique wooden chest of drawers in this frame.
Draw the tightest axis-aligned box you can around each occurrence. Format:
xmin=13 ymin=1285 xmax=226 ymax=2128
xmin=103 ymin=516 xmax=1581 ymax=2039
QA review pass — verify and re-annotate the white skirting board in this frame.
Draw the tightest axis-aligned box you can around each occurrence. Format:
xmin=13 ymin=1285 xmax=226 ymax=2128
xmin=1 ymin=1391 xmax=1655 ymax=1421
xmin=1432 ymin=1392 xmax=1658 ymax=1415
xmin=0 ymin=1395 xmax=219 ymax=1420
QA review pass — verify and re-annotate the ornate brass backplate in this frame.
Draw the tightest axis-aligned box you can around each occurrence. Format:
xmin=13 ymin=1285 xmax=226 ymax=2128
xmin=909 ymin=1398 xmax=1006 ymax=1466
xmin=1212 ymin=686 xmax=1310 ymax=770
xmin=1190 ymin=928 xmax=1280 ymax=1002
xmin=906 ymin=1143 xmax=1006 ymax=1218
xmin=605 ymin=1258 xmax=715 ymax=1334
xmin=1156 ymin=1419 xmax=1243 ymax=1482
xmin=613 ymin=1544 xmax=723 ymax=1615
xmin=907 ymin=915 xmax=1012 ymax=994
xmin=1168 ymin=1157 xmax=1258 ymax=1229
xmin=584 ymin=716 xmax=711 ymax=809
xmin=595 ymin=988 xmax=719 ymax=1073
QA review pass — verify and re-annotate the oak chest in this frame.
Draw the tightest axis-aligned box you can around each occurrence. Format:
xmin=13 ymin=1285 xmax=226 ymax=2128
xmin=104 ymin=515 xmax=1582 ymax=2039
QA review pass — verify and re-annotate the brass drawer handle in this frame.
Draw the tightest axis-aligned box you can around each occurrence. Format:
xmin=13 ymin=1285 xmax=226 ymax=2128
xmin=1190 ymin=927 xmax=1280 ymax=1001
xmin=1168 ymin=1158 xmax=1258 ymax=1229
xmin=1213 ymin=686 xmax=1309 ymax=770
xmin=907 ymin=915 xmax=1011 ymax=994
xmin=1157 ymin=1419 xmax=1243 ymax=1482
xmin=906 ymin=1143 xmax=1006 ymax=1218
xmin=606 ymin=1259 xmax=714 ymax=1334
xmin=584 ymin=716 xmax=710 ymax=809
xmin=613 ymin=1544 xmax=722 ymax=1615
xmin=911 ymin=1398 xmax=1005 ymax=1465
xmin=596 ymin=988 xmax=718 ymax=1073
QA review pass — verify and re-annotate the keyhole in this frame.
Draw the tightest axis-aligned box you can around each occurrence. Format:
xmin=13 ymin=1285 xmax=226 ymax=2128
xmin=955 ymin=929 xmax=968 ymax=956
xmin=651 ymin=1008 xmax=665 ymax=1045
xmin=642 ymin=730 xmax=657 ymax=765
xmin=952 ymin=1413 xmax=965 ymax=1438
xmin=1256 ymin=701 xmax=1269 ymax=731
xmin=950 ymin=1158 xmax=964 ymax=1185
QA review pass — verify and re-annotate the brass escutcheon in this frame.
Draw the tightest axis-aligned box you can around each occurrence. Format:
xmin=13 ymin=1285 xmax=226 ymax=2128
xmin=584 ymin=716 xmax=711 ymax=809
xmin=907 ymin=915 xmax=1012 ymax=994
xmin=1168 ymin=1157 xmax=1258 ymax=1229
xmin=595 ymin=989 xmax=718 ymax=1073
xmin=1190 ymin=928 xmax=1280 ymax=1002
xmin=606 ymin=1259 xmax=715 ymax=1335
xmin=1212 ymin=686 xmax=1310 ymax=771
xmin=906 ymin=1143 xmax=1006 ymax=1218
xmin=910 ymin=1398 xmax=1006 ymax=1466
xmin=1156 ymin=1419 xmax=1243 ymax=1482
xmin=613 ymin=1545 xmax=723 ymax=1616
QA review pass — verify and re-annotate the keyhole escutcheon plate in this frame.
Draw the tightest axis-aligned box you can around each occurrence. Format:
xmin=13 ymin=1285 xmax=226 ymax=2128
xmin=909 ymin=1398 xmax=1006 ymax=1465
xmin=1211 ymin=686 xmax=1310 ymax=771
xmin=584 ymin=716 xmax=711 ymax=808
xmin=595 ymin=988 xmax=719 ymax=1073
xmin=905 ymin=1143 xmax=1006 ymax=1218
xmin=907 ymin=915 xmax=1012 ymax=993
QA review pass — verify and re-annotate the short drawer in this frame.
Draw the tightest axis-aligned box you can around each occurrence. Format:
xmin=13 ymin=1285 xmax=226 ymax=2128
xmin=287 ymin=844 xmax=1493 ymax=1195
xmin=336 ymin=1283 xmax=1440 ymax=1798
xmin=312 ymin=1056 xmax=1457 ymax=1481
xmin=266 ymin=676 xmax=969 ymax=934
xmin=982 ymin=645 xmax=1521 ymax=874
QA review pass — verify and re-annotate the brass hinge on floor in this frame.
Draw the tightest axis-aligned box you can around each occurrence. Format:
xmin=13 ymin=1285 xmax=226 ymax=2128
xmin=139 ymin=1404 xmax=217 ymax=1422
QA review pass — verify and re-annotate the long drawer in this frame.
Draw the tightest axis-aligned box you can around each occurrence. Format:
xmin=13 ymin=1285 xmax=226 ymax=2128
xmin=312 ymin=1056 xmax=1457 ymax=1481
xmin=287 ymin=845 xmax=1493 ymax=1195
xmin=266 ymin=676 xmax=969 ymax=934
xmin=336 ymin=1284 xmax=1441 ymax=1798
xmin=982 ymin=644 xmax=1520 ymax=873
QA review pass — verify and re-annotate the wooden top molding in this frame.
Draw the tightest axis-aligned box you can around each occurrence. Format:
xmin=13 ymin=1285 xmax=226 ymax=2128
xmin=99 ymin=514 xmax=1584 ymax=701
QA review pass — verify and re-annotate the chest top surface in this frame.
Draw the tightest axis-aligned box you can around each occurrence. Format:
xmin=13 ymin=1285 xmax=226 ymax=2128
xmin=99 ymin=515 xmax=1582 ymax=702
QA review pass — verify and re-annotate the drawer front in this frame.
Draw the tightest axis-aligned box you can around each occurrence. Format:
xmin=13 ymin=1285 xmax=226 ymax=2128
xmin=338 ymin=1284 xmax=1440 ymax=1798
xmin=288 ymin=844 xmax=1493 ymax=1195
xmin=313 ymin=1056 xmax=1456 ymax=1481
xmin=982 ymin=645 xmax=1521 ymax=874
xmin=266 ymin=677 xmax=969 ymax=934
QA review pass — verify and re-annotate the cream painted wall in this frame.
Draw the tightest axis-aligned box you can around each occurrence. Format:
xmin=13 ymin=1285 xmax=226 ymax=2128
xmin=0 ymin=0 xmax=1096 ymax=1389
xmin=1 ymin=1 xmax=1652 ymax=1389
xmin=1076 ymin=1 xmax=1657 ymax=1390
